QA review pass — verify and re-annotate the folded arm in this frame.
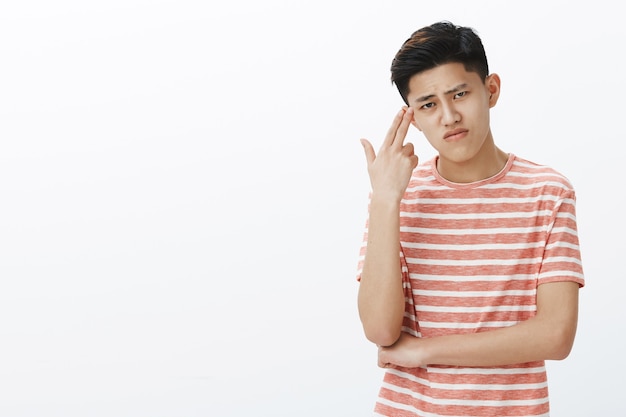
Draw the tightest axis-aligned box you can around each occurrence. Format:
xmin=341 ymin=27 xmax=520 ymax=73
xmin=378 ymin=280 xmax=580 ymax=368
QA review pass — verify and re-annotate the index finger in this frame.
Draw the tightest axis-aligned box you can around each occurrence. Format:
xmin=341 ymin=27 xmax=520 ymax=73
xmin=391 ymin=106 xmax=414 ymax=149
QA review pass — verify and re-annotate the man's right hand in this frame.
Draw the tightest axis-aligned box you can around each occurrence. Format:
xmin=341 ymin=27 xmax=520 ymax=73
xmin=360 ymin=106 xmax=419 ymax=202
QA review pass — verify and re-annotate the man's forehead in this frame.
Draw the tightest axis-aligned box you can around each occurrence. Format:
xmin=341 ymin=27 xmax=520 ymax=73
xmin=407 ymin=64 xmax=481 ymax=100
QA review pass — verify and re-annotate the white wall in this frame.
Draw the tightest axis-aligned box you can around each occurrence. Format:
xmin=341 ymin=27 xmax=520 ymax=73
xmin=0 ymin=1 xmax=621 ymax=415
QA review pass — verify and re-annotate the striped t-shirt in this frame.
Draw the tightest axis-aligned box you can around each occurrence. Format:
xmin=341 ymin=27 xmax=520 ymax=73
xmin=357 ymin=154 xmax=585 ymax=417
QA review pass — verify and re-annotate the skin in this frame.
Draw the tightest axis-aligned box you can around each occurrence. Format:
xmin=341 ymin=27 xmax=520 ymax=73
xmin=358 ymin=62 xmax=580 ymax=368
xmin=358 ymin=107 xmax=417 ymax=347
xmin=407 ymin=62 xmax=508 ymax=182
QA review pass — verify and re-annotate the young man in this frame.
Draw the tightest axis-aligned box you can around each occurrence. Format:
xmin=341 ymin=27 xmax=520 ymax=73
xmin=356 ymin=21 xmax=585 ymax=416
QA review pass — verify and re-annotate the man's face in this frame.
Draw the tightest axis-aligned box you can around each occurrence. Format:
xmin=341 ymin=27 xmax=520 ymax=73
xmin=406 ymin=62 xmax=499 ymax=166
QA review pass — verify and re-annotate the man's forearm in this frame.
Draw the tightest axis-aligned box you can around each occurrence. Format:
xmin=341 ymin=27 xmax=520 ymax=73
xmin=358 ymin=196 xmax=405 ymax=347
xmin=378 ymin=281 xmax=580 ymax=368
xmin=426 ymin=281 xmax=579 ymax=366
xmin=422 ymin=316 xmax=571 ymax=366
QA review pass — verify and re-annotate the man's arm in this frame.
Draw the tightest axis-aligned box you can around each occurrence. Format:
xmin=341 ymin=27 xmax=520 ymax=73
xmin=358 ymin=107 xmax=418 ymax=347
xmin=357 ymin=197 xmax=404 ymax=347
xmin=378 ymin=280 xmax=580 ymax=367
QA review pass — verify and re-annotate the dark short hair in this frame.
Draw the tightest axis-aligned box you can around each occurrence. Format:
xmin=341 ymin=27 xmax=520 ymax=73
xmin=390 ymin=21 xmax=489 ymax=104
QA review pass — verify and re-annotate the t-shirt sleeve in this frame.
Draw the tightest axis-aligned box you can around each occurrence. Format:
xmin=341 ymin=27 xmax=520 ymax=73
xmin=537 ymin=189 xmax=585 ymax=287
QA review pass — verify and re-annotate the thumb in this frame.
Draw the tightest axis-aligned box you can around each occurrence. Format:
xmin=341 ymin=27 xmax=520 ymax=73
xmin=360 ymin=138 xmax=376 ymax=165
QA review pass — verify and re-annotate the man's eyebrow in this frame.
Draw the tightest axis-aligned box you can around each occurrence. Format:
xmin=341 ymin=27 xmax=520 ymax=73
xmin=413 ymin=83 xmax=468 ymax=103
xmin=444 ymin=83 xmax=468 ymax=95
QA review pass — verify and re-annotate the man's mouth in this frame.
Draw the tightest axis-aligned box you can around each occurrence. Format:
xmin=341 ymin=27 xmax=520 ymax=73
xmin=444 ymin=128 xmax=468 ymax=141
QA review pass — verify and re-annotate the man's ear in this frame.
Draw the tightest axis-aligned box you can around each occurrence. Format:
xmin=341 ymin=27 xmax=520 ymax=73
xmin=486 ymin=73 xmax=501 ymax=108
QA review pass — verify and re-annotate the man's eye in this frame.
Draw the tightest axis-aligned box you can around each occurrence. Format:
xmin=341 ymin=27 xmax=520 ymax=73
xmin=454 ymin=91 xmax=467 ymax=99
xmin=421 ymin=102 xmax=435 ymax=109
